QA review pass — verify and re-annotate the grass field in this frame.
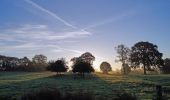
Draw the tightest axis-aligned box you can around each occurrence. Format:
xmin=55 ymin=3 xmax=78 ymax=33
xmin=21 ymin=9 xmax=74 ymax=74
xmin=0 ymin=71 xmax=170 ymax=100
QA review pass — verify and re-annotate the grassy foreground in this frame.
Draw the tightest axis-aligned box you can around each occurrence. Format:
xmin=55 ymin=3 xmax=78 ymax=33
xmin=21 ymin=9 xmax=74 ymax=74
xmin=0 ymin=71 xmax=170 ymax=99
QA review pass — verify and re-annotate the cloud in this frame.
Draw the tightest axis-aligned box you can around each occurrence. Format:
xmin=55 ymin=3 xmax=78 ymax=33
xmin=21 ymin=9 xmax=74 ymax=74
xmin=0 ymin=24 xmax=91 ymax=42
xmin=24 ymin=0 xmax=76 ymax=29
xmin=83 ymin=10 xmax=136 ymax=30
xmin=23 ymin=0 xmax=92 ymax=36
xmin=0 ymin=24 xmax=92 ymax=57
xmin=45 ymin=31 xmax=91 ymax=40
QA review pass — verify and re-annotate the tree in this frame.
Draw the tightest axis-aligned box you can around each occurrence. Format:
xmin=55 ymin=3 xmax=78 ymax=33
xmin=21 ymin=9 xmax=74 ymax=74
xmin=71 ymin=52 xmax=95 ymax=76
xmin=121 ymin=63 xmax=131 ymax=74
xmin=100 ymin=62 xmax=112 ymax=74
xmin=72 ymin=60 xmax=94 ymax=75
xmin=115 ymin=44 xmax=130 ymax=75
xmin=48 ymin=58 xmax=68 ymax=74
xmin=130 ymin=41 xmax=164 ymax=75
xmin=79 ymin=52 xmax=95 ymax=64
xmin=160 ymin=58 xmax=170 ymax=74
xmin=32 ymin=54 xmax=47 ymax=64
xmin=30 ymin=54 xmax=48 ymax=71
xmin=20 ymin=57 xmax=30 ymax=66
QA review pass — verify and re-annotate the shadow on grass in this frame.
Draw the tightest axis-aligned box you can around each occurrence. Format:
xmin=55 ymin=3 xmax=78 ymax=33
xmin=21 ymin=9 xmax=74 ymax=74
xmin=0 ymin=72 xmax=168 ymax=100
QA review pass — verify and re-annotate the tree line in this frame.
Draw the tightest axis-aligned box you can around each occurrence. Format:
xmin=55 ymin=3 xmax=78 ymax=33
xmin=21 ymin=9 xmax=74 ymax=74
xmin=0 ymin=41 xmax=170 ymax=75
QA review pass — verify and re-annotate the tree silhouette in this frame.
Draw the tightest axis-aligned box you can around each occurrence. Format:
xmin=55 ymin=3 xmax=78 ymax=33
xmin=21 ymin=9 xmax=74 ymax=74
xmin=20 ymin=57 xmax=30 ymax=67
xmin=71 ymin=52 xmax=95 ymax=76
xmin=79 ymin=52 xmax=95 ymax=64
xmin=48 ymin=58 xmax=68 ymax=74
xmin=160 ymin=58 xmax=170 ymax=74
xmin=121 ymin=63 xmax=131 ymax=74
xmin=32 ymin=54 xmax=47 ymax=64
xmin=72 ymin=60 xmax=94 ymax=75
xmin=130 ymin=41 xmax=164 ymax=75
xmin=115 ymin=44 xmax=130 ymax=75
xmin=100 ymin=62 xmax=112 ymax=74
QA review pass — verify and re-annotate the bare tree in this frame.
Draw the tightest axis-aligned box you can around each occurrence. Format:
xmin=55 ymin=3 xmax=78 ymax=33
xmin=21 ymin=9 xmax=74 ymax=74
xmin=115 ymin=44 xmax=130 ymax=75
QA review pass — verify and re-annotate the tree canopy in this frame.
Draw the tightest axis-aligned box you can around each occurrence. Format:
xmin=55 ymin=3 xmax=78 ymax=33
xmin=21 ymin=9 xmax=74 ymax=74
xmin=160 ymin=58 xmax=170 ymax=74
xmin=72 ymin=60 xmax=94 ymax=74
xmin=48 ymin=58 xmax=68 ymax=74
xmin=115 ymin=44 xmax=130 ymax=75
xmin=130 ymin=41 xmax=164 ymax=74
xmin=71 ymin=52 xmax=95 ymax=75
xmin=32 ymin=54 xmax=47 ymax=64
xmin=100 ymin=62 xmax=112 ymax=74
xmin=71 ymin=52 xmax=95 ymax=65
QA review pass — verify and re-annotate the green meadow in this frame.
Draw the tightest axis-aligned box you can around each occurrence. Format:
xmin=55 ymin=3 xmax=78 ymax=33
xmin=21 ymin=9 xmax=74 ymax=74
xmin=0 ymin=71 xmax=170 ymax=100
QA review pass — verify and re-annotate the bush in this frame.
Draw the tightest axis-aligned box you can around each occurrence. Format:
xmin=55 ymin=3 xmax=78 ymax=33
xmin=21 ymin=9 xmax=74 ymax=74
xmin=17 ymin=62 xmax=47 ymax=72
xmin=72 ymin=61 xmax=94 ymax=74
xmin=160 ymin=58 xmax=170 ymax=74
xmin=21 ymin=88 xmax=94 ymax=100
xmin=0 ymin=96 xmax=11 ymax=100
xmin=21 ymin=88 xmax=62 ymax=100
xmin=113 ymin=91 xmax=137 ymax=100
xmin=48 ymin=59 xmax=68 ymax=74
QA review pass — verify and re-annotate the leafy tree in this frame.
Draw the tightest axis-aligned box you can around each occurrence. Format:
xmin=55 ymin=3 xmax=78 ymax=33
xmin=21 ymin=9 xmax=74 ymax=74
xmin=115 ymin=44 xmax=130 ymax=75
xmin=32 ymin=54 xmax=47 ymax=64
xmin=121 ymin=63 xmax=131 ymax=74
xmin=30 ymin=54 xmax=48 ymax=71
xmin=71 ymin=52 xmax=95 ymax=76
xmin=71 ymin=52 xmax=95 ymax=65
xmin=79 ymin=52 xmax=95 ymax=64
xmin=100 ymin=62 xmax=112 ymax=74
xmin=20 ymin=57 xmax=30 ymax=66
xmin=48 ymin=58 xmax=68 ymax=74
xmin=72 ymin=60 xmax=94 ymax=75
xmin=130 ymin=41 xmax=164 ymax=75
xmin=160 ymin=58 xmax=170 ymax=74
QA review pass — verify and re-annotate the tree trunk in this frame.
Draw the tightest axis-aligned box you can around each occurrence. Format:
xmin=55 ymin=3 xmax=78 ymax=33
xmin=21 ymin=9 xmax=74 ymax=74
xmin=144 ymin=65 xmax=146 ymax=75
xmin=122 ymin=63 xmax=126 ymax=75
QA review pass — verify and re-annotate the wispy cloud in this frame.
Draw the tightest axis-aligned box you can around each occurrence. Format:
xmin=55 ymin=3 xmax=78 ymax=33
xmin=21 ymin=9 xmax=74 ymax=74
xmin=24 ymin=0 xmax=76 ymax=29
xmin=0 ymin=24 xmax=91 ymax=42
xmin=23 ymin=0 xmax=95 ymax=42
xmin=83 ymin=10 xmax=136 ymax=30
xmin=0 ymin=24 xmax=91 ymax=57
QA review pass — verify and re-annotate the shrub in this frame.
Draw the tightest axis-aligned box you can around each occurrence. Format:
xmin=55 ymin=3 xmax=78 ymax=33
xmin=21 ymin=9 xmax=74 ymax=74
xmin=21 ymin=88 xmax=94 ymax=100
xmin=113 ymin=91 xmax=137 ymax=100
xmin=48 ymin=58 xmax=68 ymax=74
xmin=72 ymin=60 xmax=94 ymax=77
xmin=21 ymin=88 xmax=61 ymax=100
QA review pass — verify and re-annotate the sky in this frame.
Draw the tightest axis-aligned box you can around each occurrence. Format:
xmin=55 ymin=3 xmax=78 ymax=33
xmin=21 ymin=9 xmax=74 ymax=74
xmin=0 ymin=0 xmax=170 ymax=71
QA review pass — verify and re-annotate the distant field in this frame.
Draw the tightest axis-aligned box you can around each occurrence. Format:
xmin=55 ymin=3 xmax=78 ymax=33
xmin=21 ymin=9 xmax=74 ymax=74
xmin=0 ymin=71 xmax=170 ymax=100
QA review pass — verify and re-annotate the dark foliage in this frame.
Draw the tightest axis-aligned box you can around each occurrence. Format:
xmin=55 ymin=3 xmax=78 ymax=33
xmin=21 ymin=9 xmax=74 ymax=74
xmin=114 ymin=92 xmax=137 ymax=100
xmin=32 ymin=54 xmax=47 ymax=64
xmin=100 ymin=62 xmax=112 ymax=74
xmin=20 ymin=88 xmax=138 ymax=100
xmin=21 ymin=88 xmax=94 ymax=100
xmin=71 ymin=52 xmax=95 ymax=65
xmin=115 ymin=44 xmax=130 ymax=75
xmin=160 ymin=58 xmax=170 ymax=74
xmin=130 ymin=41 xmax=164 ymax=75
xmin=0 ymin=54 xmax=48 ymax=72
xmin=72 ymin=60 xmax=94 ymax=74
xmin=71 ymin=52 xmax=95 ymax=75
xmin=48 ymin=58 xmax=68 ymax=74
xmin=0 ymin=96 xmax=13 ymax=100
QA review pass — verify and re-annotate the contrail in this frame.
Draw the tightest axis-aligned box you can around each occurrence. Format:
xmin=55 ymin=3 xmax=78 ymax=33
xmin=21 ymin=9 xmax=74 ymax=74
xmin=83 ymin=10 xmax=135 ymax=30
xmin=24 ymin=0 xmax=76 ymax=29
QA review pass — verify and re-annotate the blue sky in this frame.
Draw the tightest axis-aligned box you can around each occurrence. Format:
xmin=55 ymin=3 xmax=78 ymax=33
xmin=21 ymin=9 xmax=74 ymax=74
xmin=0 ymin=0 xmax=170 ymax=70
